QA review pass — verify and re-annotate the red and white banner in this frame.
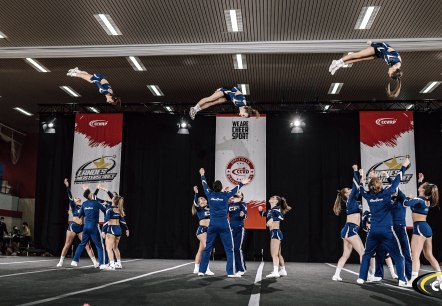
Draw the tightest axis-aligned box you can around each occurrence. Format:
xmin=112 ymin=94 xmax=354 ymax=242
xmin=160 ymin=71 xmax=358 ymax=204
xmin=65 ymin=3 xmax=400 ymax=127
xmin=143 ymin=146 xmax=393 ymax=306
xmin=70 ymin=114 xmax=123 ymax=221
xmin=360 ymin=111 xmax=416 ymax=227
xmin=215 ymin=115 xmax=266 ymax=229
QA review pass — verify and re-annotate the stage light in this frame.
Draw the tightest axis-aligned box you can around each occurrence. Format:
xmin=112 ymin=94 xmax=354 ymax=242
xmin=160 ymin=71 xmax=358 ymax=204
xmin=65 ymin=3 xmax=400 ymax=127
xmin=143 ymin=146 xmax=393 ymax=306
xmin=42 ymin=119 xmax=56 ymax=134
xmin=290 ymin=118 xmax=305 ymax=134
xmin=177 ymin=120 xmax=191 ymax=134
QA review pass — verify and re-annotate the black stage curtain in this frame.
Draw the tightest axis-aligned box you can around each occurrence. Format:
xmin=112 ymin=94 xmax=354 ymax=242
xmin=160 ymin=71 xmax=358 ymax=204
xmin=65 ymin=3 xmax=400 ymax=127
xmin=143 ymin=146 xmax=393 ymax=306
xmin=35 ymin=114 xmax=75 ymax=255
xmin=35 ymin=111 xmax=441 ymax=263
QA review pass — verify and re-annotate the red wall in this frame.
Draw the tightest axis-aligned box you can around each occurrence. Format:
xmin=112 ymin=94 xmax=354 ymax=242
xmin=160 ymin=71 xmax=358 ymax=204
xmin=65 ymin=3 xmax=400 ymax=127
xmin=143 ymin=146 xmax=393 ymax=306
xmin=0 ymin=133 xmax=38 ymax=198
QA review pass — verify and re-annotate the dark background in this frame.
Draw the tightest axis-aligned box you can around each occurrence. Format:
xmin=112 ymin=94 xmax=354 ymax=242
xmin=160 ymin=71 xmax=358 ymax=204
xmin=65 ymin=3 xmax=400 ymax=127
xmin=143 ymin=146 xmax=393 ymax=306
xmin=35 ymin=111 xmax=442 ymax=263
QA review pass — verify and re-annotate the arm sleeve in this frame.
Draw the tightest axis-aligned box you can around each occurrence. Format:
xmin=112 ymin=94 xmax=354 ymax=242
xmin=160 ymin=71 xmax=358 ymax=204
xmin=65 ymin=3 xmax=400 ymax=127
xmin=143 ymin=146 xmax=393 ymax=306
xmin=349 ymin=171 xmax=360 ymax=199
xmin=241 ymin=203 xmax=248 ymax=220
xmin=259 ymin=210 xmax=267 ymax=218
xmin=201 ymin=175 xmax=211 ymax=197
xmin=107 ymin=191 xmax=114 ymax=199
xmin=193 ymin=192 xmax=199 ymax=208
xmin=78 ymin=205 xmax=85 ymax=218
xmin=97 ymin=201 xmax=107 ymax=213
xmin=102 ymin=209 xmax=111 ymax=233
xmin=385 ymin=166 xmax=406 ymax=194
xmin=402 ymin=197 xmax=424 ymax=208
xmin=120 ymin=216 xmax=129 ymax=231
xmin=93 ymin=188 xmax=99 ymax=199
xmin=66 ymin=188 xmax=76 ymax=210
xmin=226 ymin=182 xmax=244 ymax=198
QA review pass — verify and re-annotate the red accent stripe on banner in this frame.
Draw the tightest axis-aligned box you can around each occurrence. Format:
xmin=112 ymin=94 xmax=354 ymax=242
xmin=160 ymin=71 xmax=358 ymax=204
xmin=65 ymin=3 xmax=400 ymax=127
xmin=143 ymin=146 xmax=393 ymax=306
xmin=360 ymin=111 xmax=414 ymax=148
xmin=75 ymin=113 xmax=123 ymax=147
xmin=216 ymin=114 xmax=267 ymax=117
xmin=0 ymin=209 xmax=23 ymax=218
xmin=245 ymin=201 xmax=267 ymax=230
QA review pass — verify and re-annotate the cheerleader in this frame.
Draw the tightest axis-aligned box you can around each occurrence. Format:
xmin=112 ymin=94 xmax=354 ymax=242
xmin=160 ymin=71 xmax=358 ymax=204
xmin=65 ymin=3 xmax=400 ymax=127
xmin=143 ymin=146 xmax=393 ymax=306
xmin=189 ymin=87 xmax=259 ymax=120
xmin=258 ymin=196 xmax=291 ymax=278
xmin=67 ymin=67 xmax=121 ymax=105
xmin=57 ymin=179 xmax=98 ymax=268
xmin=192 ymin=186 xmax=213 ymax=275
xmin=332 ymin=165 xmax=364 ymax=281
xmin=357 ymin=158 xmax=410 ymax=286
xmin=403 ymin=182 xmax=440 ymax=283
xmin=229 ymin=191 xmax=247 ymax=275
xmin=329 ymin=41 xmax=402 ymax=97
xmin=101 ymin=195 xmax=129 ymax=270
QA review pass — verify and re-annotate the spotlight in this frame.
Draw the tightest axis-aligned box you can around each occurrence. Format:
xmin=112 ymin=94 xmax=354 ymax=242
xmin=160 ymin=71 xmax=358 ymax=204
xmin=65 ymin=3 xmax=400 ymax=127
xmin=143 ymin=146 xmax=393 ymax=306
xmin=177 ymin=120 xmax=191 ymax=134
xmin=42 ymin=119 xmax=56 ymax=134
xmin=290 ymin=118 xmax=305 ymax=134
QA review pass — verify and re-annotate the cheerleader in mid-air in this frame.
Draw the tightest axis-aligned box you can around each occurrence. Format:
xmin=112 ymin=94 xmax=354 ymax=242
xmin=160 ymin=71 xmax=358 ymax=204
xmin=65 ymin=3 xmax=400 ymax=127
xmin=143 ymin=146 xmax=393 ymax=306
xmin=258 ymin=196 xmax=291 ymax=278
xmin=332 ymin=165 xmax=365 ymax=281
xmin=329 ymin=41 xmax=402 ymax=97
xmin=189 ymin=87 xmax=259 ymax=120
xmin=67 ymin=67 xmax=121 ymax=105
xmin=57 ymin=179 xmax=98 ymax=268
xmin=192 ymin=186 xmax=213 ymax=275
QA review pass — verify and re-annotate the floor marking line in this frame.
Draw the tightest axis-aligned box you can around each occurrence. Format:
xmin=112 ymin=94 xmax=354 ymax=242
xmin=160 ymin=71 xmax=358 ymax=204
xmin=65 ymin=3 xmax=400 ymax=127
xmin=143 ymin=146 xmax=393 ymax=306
xmin=17 ymin=262 xmax=193 ymax=306
xmin=248 ymin=261 xmax=264 ymax=306
xmin=0 ymin=259 xmax=57 ymax=265
xmin=0 ymin=259 xmax=141 ymax=278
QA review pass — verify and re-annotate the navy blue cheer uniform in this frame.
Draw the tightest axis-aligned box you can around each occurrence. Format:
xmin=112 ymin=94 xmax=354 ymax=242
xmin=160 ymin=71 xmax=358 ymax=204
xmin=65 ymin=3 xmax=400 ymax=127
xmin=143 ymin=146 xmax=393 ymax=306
xmin=73 ymin=195 xmax=107 ymax=264
xmin=358 ymin=166 xmax=408 ymax=282
xmin=376 ymin=177 xmax=412 ymax=279
xmin=370 ymin=42 xmax=401 ymax=66
xmin=102 ymin=207 xmax=128 ymax=237
xmin=229 ymin=200 xmax=247 ymax=273
xmin=194 ymin=192 xmax=210 ymax=236
xmin=403 ymin=196 xmax=432 ymax=237
xmin=259 ymin=207 xmax=284 ymax=241
xmin=341 ymin=170 xmax=362 ymax=239
xmin=198 ymin=175 xmax=243 ymax=275
xmin=66 ymin=187 xmax=83 ymax=234
xmin=90 ymin=73 xmax=113 ymax=95
xmin=217 ymin=87 xmax=246 ymax=107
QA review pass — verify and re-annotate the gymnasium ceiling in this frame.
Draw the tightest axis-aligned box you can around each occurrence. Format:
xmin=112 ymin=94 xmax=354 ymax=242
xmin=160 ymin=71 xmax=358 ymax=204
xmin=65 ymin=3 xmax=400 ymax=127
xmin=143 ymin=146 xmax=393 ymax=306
xmin=0 ymin=0 xmax=441 ymax=133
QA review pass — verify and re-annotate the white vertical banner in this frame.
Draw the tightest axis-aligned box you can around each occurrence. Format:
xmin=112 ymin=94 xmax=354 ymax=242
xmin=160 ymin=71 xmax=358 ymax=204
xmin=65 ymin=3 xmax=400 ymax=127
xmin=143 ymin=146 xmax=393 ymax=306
xmin=360 ymin=111 xmax=416 ymax=227
xmin=215 ymin=115 xmax=266 ymax=229
xmin=70 ymin=113 xmax=123 ymax=222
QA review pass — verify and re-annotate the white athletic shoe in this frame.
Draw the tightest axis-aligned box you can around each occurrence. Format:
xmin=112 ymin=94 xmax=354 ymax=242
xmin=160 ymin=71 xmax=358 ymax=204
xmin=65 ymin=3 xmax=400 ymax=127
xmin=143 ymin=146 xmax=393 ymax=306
xmin=227 ymin=273 xmax=242 ymax=278
xmin=329 ymin=60 xmax=338 ymax=73
xmin=189 ymin=107 xmax=196 ymax=120
xmin=331 ymin=65 xmax=341 ymax=75
xmin=198 ymin=272 xmax=204 ymax=276
xmin=266 ymin=271 xmax=280 ymax=278
xmin=237 ymin=271 xmax=246 ymax=276
xmin=390 ymin=272 xmax=398 ymax=279
xmin=56 ymin=261 xmax=63 ymax=267
xmin=332 ymin=275 xmax=342 ymax=281
xmin=99 ymin=264 xmax=107 ymax=270
xmin=367 ymin=276 xmax=382 ymax=282
xmin=70 ymin=261 xmax=78 ymax=267
xmin=104 ymin=265 xmax=115 ymax=271
xmin=115 ymin=263 xmax=122 ymax=269
xmin=398 ymin=280 xmax=412 ymax=288
xmin=193 ymin=268 xmax=199 ymax=274
xmin=93 ymin=262 xmax=100 ymax=268
xmin=279 ymin=269 xmax=287 ymax=277
xmin=205 ymin=270 xmax=215 ymax=276
xmin=356 ymin=278 xmax=365 ymax=284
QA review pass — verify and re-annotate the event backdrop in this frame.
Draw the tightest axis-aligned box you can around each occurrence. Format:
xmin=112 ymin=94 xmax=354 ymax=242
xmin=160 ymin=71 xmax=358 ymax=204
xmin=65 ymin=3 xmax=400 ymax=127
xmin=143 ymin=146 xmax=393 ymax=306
xmin=215 ymin=115 xmax=266 ymax=229
xmin=70 ymin=114 xmax=123 ymax=221
xmin=360 ymin=111 xmax=416 ymax=227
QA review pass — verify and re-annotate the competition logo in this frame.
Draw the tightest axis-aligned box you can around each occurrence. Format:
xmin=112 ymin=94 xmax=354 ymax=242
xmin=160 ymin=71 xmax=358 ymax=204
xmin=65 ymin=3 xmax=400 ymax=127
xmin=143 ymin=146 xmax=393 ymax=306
xmin=225 ymin=156 xmax=255 ymax=185
xmin=74 ymin=155 xmax=118 ymax=183
xmin=89 ymin=120 xmax=109 ymax=128
xmin=366 ymin=155 xmax=413 ymax=184
xmin=413 ymin=272 xmax=442 ymax=298
xmin=375 ymin=117 xmax=397 ymax=126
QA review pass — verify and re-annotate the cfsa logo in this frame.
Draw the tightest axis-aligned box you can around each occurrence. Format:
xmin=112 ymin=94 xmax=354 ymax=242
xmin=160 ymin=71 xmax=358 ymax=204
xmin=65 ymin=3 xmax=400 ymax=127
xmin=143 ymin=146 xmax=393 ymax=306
xmin=413 ymin=272 xmax=442 ymax=298
xmin=89 ymin=120 xmax=108 ymax=127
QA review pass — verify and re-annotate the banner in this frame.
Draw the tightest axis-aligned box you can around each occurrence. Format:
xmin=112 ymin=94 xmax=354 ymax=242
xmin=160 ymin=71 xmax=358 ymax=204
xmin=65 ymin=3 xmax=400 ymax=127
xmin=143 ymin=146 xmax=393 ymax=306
xmin=215 ymin=115 xmax=266 ymax=229
xmin=70 ymin=114 xmax=123 ymax=221
xmin=360 ymin=111 xmax=416 ymax=227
